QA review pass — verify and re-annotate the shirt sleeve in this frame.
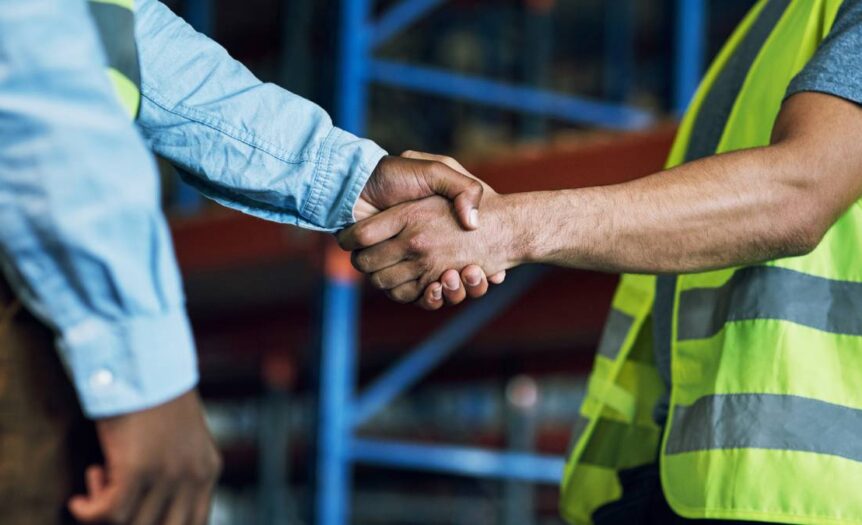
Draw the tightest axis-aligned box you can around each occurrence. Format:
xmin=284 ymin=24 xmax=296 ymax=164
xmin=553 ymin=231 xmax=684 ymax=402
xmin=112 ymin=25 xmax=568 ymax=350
xmin=134 ymin=0 xmax=387 ymax=232
xmin=786 ymin=0 xmax=862 ymax=104
xmin=0 ymin=0 xmax=198 ymax=418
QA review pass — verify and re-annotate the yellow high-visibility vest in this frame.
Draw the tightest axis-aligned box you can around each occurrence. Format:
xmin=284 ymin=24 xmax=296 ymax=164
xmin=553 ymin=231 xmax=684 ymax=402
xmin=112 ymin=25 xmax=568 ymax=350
xmin=560 ymin=1 xmax=860 ymax=524
xmin=88 ymin=0 xmax=141 ymax=118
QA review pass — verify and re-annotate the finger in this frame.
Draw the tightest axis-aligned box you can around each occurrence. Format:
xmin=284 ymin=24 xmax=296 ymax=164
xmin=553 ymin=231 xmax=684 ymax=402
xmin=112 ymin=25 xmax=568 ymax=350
xmin=440 ymin=269 xmax=467 ymax=305
xmin=435 ymin=163 xmax=483 ymax=231
xmin=489 ymin=271 xmax=506 ymax=285
xmin=162 ymin=486 xmax=195 ymax=525
xmin=352 ymin=240 xmax=409 ymax=273
xmin=401 ymin=152 xmax=482 ymax=231
xmin=191 ymin=484 xmax=217 ymax=525
xmin=86 ymin=465 xmax=108 ymax=496
xmin=337 ymin=208 xmax=407 ymax=251
xmin=370 ymin=261 xmax=423 ymax=291
xmin=402 ymin=151 xmax=471 ymax=176
xmin=417 ymin=282 xmax=444 ymax=311
xmin=386 ymin=281 xmax=424 ymax=304
xmin=68 ymin=466 xmax=144 ymax=524
xmin=131 ymin=485 xmax=172 ymax=525
xmin=67 ymin=466 xmax=109 ymax=521
xmin=461 ymin=265 xmax=489 ymax=299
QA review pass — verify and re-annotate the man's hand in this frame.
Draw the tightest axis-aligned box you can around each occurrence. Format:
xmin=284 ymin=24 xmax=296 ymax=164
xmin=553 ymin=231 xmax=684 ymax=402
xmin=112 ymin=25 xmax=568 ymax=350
xmin=68 ymin=390 xmax=221 ymax=525
xmin=359 ymin=151 xmax=506 ymax=309
xmin=339 ymin=191 xmax=522 ymax=305
xmin=418 ymin=264 xmax=507 ymax=311
xmin=355 ymin=152 xmax=485 ymax=229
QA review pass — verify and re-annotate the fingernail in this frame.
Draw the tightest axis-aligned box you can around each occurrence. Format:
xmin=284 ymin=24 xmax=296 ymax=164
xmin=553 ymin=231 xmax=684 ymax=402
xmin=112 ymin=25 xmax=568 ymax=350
xmin=431 ymin=286 xmax=442 ymax=300
xmin=443 ymin=276 xmax=460 ymax=291
xmin=465 ymin=274 xmax=481 ymax=286
xmin=469 ymin=208 xmax=479 ymax=228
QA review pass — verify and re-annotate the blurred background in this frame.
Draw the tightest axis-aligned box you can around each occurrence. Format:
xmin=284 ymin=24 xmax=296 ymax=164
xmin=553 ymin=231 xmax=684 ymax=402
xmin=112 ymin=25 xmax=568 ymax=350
xmin=157 ymin=1 xmax=755 ymax=523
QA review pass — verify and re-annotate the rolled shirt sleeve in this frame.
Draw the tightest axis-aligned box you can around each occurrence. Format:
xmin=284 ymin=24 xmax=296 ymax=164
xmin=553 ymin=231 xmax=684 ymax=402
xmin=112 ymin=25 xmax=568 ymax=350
xmin=0 ymin=0 xmax=197 ymax=417
xmin=134 ymin=0 xmax=387 ymax=232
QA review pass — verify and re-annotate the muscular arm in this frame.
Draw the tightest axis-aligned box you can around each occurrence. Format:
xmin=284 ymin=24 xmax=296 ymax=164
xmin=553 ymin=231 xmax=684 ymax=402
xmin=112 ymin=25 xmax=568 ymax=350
xmin=341 ymin=92 xmax=862 ymax=302
xmin=512 ymin=92 xmax=862 ymax=273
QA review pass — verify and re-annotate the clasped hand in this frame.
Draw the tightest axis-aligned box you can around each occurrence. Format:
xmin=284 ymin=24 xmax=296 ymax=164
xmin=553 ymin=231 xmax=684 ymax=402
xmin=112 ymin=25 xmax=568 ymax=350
xmin=340 ymin=151 xmax=511 ymax=310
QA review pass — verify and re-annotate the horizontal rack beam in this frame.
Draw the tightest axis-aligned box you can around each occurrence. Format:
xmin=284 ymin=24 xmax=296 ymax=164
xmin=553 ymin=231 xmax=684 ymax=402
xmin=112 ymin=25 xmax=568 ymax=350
xmin=351 ymin=438 xmax=565 ymax=484
xmin=367 ymin=59 xmax=655 ymax=130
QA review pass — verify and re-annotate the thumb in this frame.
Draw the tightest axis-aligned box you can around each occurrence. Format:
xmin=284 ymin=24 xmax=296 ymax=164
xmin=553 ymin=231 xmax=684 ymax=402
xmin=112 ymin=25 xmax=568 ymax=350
xmin=68 ymin=465 xmax=111 ymax=519
xmin=401 ymin=151 xmax=485 ymax=230
xmin=422 ymin=162 xmax=483 ymax=230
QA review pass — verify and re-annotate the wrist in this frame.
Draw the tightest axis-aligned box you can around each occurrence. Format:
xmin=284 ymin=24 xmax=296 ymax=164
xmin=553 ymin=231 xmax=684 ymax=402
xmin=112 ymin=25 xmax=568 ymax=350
xmin=488 ymin=193 xmax=538 ymax=268
xmin=353 ymin=157 xmax=388 ymax=223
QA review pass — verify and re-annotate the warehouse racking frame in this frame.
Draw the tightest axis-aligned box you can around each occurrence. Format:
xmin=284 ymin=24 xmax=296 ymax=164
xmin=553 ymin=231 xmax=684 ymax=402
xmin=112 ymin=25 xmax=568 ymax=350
xmin=316 ymin=1 xmax=707 ymax=524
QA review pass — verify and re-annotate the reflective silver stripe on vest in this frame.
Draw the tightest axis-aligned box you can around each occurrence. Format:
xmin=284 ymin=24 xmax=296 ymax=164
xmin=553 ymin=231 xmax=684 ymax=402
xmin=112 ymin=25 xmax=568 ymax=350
xmin=666 ymin=393 xmax=862 ymax=462
xmin=653 ymin=0 xmax=792 ymax=409
xmin=678 ymin=265 xmax=862 ymax=341
xmin=88 ymin=1 xmax=141 ymax=89
xmin=596 ymin=309 xmax=635 ymax=360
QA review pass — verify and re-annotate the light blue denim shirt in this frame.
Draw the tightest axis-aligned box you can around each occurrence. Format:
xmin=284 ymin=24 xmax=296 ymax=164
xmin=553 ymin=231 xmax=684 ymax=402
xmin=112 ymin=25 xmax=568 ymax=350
xmin=0 ymin=0 xmax=386 ymax=418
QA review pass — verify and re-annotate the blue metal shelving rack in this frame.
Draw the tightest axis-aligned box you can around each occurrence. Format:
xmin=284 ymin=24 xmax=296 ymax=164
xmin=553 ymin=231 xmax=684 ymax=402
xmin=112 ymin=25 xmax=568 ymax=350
xmin=317 ymin=1 xmax=707 ymax=524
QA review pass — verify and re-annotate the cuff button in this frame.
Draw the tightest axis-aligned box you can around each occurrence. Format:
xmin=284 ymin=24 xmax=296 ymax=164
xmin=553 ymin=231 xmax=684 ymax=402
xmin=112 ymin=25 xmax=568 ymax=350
xmin=89 ymin=369 xmax=114 ymax=389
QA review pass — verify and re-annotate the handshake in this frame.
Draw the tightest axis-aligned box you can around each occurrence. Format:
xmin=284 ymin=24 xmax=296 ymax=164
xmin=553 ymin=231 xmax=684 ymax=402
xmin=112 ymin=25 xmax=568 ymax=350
xmin=339 ymin=151 xmax=523 ymax=310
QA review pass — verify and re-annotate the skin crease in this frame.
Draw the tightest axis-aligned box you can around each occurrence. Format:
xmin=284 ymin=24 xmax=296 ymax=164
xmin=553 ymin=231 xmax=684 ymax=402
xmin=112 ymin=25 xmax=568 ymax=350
xmin=341 ymin=92 xmax=862 ymax=307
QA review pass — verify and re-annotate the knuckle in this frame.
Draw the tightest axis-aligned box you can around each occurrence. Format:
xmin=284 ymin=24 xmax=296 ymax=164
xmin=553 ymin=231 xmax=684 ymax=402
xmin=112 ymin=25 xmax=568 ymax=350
xmin=211 ymin=451 xmax=224 ymax=477
xmin=201 ymin=449 xmax=223 ymax=480
xmin=336 ymin=233 xmax=351 ymax=251
xmin=406 ymin=234 xmax=428 ymax=254
xmin=369 ymin=272 xmax=387 ymax=290
xmin=414 ymin=258 xmax=430 ymax=273
xmin=187 ymin=465 xmax=210 ymax=484
xmin=353 ymin=226 xmax=372 ymax=247
xmin=207 ymin=448 xmax=223 ymax=474
xmin=188 ymin=460 xmax=219 ymax=485
xmin=431 ymin=160 xmax=448 ymax=176
xmin=403 ymin=204 xmax=422 ymax=224
xmin=356 ymin=254 xmax=368 ymax=271
xmin=351 ymin=252 xmax=369 ymax=272
xmin=390 ymin=288 xmax=414 ymax=304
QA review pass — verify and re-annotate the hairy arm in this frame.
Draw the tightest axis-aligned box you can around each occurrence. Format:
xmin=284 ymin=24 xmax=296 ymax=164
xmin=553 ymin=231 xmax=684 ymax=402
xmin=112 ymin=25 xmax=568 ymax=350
xmin=511 ymin=92 xmax=862 ymax=273
xmin=341 ymin=92 xmax=862 ymax=303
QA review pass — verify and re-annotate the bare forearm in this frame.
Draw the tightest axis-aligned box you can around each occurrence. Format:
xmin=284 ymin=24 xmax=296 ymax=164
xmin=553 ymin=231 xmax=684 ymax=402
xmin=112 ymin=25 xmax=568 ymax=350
xmin=501 ymin=143 xmax=838 ymax=274
xmin=339 ymin=93 xmax=862 ymax=307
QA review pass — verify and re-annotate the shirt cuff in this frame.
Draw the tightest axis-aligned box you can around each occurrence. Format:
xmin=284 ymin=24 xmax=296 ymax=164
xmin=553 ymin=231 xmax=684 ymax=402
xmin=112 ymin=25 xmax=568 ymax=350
xmin=302 ymin=127 xmax=388 ymax=232
xmin=57 ymin=310 xmax=199 ymax=418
